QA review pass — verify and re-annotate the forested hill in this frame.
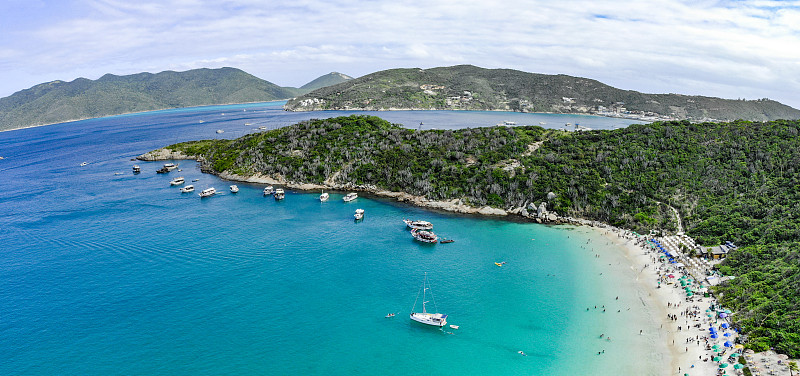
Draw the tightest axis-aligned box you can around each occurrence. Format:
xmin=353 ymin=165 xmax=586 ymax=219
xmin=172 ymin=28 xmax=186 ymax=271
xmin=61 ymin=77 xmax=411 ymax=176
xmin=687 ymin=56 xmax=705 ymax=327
xmin=159 ymin=115 xmax=800 ymax=357
xmin=284 ymin=65 xmax=800 ymax=122
xmin=300 ymin=72 xmax=353 ymax=91
xmin=0 ymin=67 xmax=307 ymax=132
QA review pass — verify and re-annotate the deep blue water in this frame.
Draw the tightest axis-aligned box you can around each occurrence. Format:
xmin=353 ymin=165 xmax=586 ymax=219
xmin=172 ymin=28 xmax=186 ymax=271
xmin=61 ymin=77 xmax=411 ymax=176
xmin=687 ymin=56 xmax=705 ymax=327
xmin=0 ymin=103 xmax=665 ymax=375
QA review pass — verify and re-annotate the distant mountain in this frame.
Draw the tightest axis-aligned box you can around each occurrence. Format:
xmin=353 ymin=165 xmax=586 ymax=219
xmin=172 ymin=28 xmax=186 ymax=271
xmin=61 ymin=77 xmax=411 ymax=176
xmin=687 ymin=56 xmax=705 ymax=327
xmin=285 ymin=65 xmax=800 ymax=122
xmin=0 ymin=67 xmax=304 ymax=132
xmin=300 ymin=72 xmax=353 ymax=91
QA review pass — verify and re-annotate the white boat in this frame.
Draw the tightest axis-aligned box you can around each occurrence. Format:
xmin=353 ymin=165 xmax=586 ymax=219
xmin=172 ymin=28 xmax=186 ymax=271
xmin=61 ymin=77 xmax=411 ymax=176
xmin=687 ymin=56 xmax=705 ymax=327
xmin=343 ymin=192 xmax=358 ymax=202
xmin=230 ymin=185 xmax=239 ymax=193
xmin=403 ymin=219 xmax=433 ymax=230
xmin=216 ymin=129 xmax=224 ymax=134
xmin=180 ymin=185 xmax=195 ymax=193
xmin=274 ymin=188 xmax=285 ymax=200
xmin=132 ymin=165 xmax=141 ymax=174
xmin=449 ymin=325 xmax=459 ymax=330
xmin=164 ymin=163 xmax=178 ymax=171
xmin=263 ymin=186 xmax=274 ymax=196
xmin=80 ymin=162 xmax=88 ymax=166
xmin=411 ymin=228 xmax=438 ymax=243
xmin=410 ymin=273 xmax=447 ymax=327
xmin=199 ymin=187 xmax=216 ymax=198
xmin=320 ymin=190 xmax=329 ymax=202
xmin=354 ymin=208 xmax=364 ymax=220
xmin=170 ymin=177 xmax=185 ymax=186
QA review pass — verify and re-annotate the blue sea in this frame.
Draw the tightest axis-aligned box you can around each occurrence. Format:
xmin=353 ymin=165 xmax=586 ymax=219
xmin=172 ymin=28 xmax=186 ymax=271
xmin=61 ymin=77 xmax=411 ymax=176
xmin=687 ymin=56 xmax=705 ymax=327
xmin=0 ymin=103 xmax=668 ymax=375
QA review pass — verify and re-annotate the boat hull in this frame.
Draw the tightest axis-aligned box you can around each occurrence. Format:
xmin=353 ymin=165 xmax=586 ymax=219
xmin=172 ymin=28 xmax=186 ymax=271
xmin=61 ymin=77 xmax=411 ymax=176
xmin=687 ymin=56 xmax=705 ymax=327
xmin=410 ymin=312 xmax=447 ymax=327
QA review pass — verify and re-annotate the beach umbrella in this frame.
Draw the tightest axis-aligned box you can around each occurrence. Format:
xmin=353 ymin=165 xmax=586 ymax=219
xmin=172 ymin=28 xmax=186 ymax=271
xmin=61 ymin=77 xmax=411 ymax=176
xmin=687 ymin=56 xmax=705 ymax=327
xmin=734 ymin=363 xmax=744 ymax=369
xmin=723 ymin=332 xmax=732 ymax=337
xmin=734 ymin=344 xmax=744 ymax=349
xmin=709 ymin=327 xmax=717 ymax=332
xmin=720 ymin=312 xmax=728 ymax=318
xmin=724 ymin=341 xmax=733 ymax=347
xmin=713 ymin=356 xmax=723 ymax=362
xmin=729 ymin=353 xmax=740 ymax=357
xmin=710 ymin=333 xmax=718 ymax=339
xmin=719 ymin=363 xmax=729 ymax=368
xmin=721 ymin=323 xmax=729 ymax=329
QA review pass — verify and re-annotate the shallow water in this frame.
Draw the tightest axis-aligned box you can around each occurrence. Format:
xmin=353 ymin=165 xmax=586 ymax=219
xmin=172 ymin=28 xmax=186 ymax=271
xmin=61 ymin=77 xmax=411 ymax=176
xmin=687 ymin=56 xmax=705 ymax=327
xmin=0 ymin=103 xmax=665 ymax=375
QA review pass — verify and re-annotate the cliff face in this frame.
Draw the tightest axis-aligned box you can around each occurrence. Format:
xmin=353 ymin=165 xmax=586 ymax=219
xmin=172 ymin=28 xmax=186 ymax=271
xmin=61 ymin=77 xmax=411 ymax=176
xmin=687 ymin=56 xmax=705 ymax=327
xmin=285 ymin=65 xmax=800 ymax=122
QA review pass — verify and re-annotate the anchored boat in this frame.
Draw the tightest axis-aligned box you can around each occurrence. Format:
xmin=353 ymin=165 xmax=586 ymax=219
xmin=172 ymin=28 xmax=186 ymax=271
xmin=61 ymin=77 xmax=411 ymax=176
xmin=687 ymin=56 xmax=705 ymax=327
xmin=410 ymin=273 xmax=447 ymax=327
xmin=411 ymin=229 xmax=438 ymax=243
xmin=403 ymin=219 xmax=433 ymax=230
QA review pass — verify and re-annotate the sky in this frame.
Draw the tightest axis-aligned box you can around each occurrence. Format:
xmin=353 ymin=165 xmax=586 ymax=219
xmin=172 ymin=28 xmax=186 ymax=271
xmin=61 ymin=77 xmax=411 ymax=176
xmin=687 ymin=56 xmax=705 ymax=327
xmin=1 ymin=0 xmax=800 ymax=108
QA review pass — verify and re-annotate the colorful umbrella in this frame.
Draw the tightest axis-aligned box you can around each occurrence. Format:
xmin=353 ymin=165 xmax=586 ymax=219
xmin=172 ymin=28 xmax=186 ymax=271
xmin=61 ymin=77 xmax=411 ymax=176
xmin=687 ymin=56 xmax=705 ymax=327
xmin=734 ymin=363 xmax=744 ymax=369
xmin=719 ymin=363 xmax=729 ymax=368
xmin=713 ymin=356 xmax=722 ymax=362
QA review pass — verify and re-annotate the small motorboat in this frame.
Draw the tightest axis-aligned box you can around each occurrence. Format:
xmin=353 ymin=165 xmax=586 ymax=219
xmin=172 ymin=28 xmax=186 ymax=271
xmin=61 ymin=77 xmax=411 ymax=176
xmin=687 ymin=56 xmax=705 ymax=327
xmin=343 ymin=192 xmax=358 ymax=202
xmin=274 ymin=188 xmax=285 ymax=200
xmin=230 ymin=185 xmax=239 ymax=193
xmin=132 ymin=165 xmax=141 ymax=174
xmin=320 ymin=190 xmax=329 ymax=202
xmin=192 ymin=179 xmax=199 ymax=182
xmin=163 ymin=163 xmax=178 ymax=171
xmin=80 ymin=162 xmax=88 ymax=166
xmin=385 ymin=313 xmax=395 ymax=318
xmin=170 ymin=177 xmax=185 ymax=186
xmin=354 ymin=208 xmax=364 ymax=220
xmin=199 ymin=187 xmax=216 ymax=198
xmin=440 ymin=239 xmax=454 ymax=244
xmin=180 ymin=185 xmax=195 ymax=193
xmin=263 ymin=186 xmax=274 ymax=196
xmin=216 ymin=129 xmax=224 ymax=134
xmin=449 ymin=325 xmax=459 ymax=330
xmin=494 ymin=262 xmax=506 ymax=267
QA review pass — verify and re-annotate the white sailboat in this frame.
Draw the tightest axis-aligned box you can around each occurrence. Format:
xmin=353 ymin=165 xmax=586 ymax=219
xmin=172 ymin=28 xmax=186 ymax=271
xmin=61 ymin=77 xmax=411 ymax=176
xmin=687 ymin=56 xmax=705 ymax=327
xmin=410 ymin=273 xmax=447 ymax=327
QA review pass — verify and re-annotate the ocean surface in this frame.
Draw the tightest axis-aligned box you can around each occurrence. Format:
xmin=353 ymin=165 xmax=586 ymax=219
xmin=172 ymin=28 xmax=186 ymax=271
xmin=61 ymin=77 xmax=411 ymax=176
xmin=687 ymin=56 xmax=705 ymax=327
xmin=0 ymin=103 xmax=667 ymax=375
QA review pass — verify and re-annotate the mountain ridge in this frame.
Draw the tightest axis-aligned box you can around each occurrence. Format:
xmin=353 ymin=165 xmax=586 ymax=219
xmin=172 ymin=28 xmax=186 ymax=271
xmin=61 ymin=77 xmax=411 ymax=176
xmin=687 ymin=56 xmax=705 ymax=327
xmin=0 ymin=67 xmax=345 ymax=132
xmin=284 ymin=65 xmax=800 ymax=122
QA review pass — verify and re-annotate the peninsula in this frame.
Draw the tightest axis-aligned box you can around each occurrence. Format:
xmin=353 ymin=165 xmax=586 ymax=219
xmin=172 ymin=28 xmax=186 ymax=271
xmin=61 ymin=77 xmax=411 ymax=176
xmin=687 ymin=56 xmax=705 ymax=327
xmin=284 ymin=65 xmax=800 ymax=122
xmin=142 ymin=115 xmax=800 ymax=359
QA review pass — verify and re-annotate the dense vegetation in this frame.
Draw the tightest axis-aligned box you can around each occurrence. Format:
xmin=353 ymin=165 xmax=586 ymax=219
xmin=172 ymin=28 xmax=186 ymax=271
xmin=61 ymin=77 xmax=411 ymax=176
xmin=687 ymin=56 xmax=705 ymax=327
xmin=0 ymin=67 xmax=321 ymax=132
xmin=163 ymin=115 xmax=800 ymax=356
xmin=285 ymin=65 xmax=800 ymax=122
xmin=299 ymin=72 xmax=353 ymax=91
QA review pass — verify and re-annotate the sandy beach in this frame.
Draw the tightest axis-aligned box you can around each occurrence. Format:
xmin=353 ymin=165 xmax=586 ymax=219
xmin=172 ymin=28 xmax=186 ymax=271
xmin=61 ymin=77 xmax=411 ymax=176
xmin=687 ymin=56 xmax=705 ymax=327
xmin=594 ymin=225 xmax=749 ymax=376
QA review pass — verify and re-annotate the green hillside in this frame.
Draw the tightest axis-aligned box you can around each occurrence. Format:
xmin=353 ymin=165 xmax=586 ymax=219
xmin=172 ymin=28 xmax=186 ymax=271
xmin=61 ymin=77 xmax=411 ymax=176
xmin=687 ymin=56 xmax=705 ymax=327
xmin=158 ymin=115 xmax=800 ymax=357
xmin=300 ymin=72 xmax=353 ymax=91
xmin=284 ymin=65 xmax=800 ymax=122
xmin=0 ymin=67 xmax=303 ymax=131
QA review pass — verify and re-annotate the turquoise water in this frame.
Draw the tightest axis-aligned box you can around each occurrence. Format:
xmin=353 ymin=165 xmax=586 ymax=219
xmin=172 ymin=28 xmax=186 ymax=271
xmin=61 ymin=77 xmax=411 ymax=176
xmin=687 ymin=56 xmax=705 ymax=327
xmin=0 ymin=104 xmax=664 ymax=375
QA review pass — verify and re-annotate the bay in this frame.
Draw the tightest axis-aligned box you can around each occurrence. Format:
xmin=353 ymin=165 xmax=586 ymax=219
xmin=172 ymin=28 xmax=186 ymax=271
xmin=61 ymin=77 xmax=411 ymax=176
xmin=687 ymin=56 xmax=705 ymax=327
xmin=0 ymin=103 xmax=665 ymax=375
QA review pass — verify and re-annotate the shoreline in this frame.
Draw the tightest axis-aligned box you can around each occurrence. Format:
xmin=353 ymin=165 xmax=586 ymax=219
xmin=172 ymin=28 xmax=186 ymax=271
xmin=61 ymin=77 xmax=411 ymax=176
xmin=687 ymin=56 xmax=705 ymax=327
xmin=0 ymin=99 xmax=287 ymax=133
xmin=139 ymin=152 xmax=753 ymax=375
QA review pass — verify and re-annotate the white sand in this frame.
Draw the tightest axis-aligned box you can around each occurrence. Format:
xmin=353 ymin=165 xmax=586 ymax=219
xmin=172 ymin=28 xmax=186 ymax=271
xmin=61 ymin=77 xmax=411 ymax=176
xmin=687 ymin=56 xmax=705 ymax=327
xmin=593 ymin=225 xmax=742 ymax=376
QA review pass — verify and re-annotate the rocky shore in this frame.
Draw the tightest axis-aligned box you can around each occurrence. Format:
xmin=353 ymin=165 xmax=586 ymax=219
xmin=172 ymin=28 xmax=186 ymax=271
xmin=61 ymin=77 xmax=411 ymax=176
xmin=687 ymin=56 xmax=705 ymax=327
xmin=137 ymin=147 xmax=583 ymax=225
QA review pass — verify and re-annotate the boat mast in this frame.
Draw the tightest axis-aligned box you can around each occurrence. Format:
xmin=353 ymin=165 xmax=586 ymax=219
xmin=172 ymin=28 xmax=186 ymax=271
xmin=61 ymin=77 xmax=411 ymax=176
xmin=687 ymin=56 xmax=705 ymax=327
xmin=422 ymin=272 xmax=427 ymax=313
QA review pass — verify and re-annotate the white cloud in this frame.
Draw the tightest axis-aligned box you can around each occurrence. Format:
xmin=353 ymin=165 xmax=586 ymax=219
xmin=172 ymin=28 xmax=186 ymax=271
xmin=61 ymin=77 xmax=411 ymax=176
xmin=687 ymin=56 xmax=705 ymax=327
xmin=0 ymin=0 xmax=799 ymax=108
